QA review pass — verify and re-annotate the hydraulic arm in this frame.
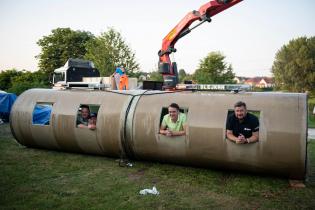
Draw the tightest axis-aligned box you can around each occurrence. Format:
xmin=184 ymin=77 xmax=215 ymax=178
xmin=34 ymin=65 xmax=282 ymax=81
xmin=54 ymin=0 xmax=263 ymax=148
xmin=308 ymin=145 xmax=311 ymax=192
xmin=158 ymin=0 xmax=243 ymax=89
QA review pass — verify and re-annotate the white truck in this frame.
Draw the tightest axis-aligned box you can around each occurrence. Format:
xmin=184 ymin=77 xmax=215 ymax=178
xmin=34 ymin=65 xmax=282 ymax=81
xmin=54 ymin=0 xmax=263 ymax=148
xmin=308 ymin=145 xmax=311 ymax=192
xmin=53 ymin=58 xmax=105 ymax=90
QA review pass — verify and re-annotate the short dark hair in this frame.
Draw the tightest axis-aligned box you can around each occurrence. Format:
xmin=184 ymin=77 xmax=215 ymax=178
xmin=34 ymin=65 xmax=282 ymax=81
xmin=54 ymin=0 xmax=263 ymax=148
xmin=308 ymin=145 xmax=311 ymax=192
xmin=80 ymin=105 xmax=90 ymax=110
xmin=90 ymin=112 xmax=97 ymax=118
xmin=169 ymin=103 xmax=180 ymax=111
xmin=234 ymin=101 xmax=246 ymax=109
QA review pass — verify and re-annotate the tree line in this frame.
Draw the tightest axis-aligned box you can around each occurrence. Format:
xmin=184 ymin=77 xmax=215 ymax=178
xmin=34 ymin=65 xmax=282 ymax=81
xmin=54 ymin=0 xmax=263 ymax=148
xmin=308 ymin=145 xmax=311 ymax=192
xmin=0 ymin=27 xmax=314 ymax=95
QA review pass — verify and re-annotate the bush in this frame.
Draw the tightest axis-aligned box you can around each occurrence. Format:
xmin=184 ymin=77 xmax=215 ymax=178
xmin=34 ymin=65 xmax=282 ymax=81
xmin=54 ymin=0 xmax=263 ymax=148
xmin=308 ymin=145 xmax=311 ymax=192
xmin=309 ymin=97 xmax=315 ymax=128
xmin=0 ymin=69 xmax=22 ymax=90
xmin=7 ymin=81 xmax=49 ymax=95
xmin=309 ymin=98 xmax=315 ymax=111
xmin=0 ymin=70 xmax=50 ymax=95
xmin=252 ymin=87 xmax=274 ymax=92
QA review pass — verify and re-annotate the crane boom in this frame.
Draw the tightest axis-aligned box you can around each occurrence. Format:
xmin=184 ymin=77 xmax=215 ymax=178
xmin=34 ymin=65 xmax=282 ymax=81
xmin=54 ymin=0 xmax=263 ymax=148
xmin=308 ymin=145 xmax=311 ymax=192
xmin=158 ymin=0 xmax=243 ymax=89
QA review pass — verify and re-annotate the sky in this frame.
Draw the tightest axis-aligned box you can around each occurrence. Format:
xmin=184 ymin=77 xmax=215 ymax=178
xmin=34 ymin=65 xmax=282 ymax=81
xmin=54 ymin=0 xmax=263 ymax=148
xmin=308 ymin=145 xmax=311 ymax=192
xmin=0 ymin=0 xmax=314 ymax=77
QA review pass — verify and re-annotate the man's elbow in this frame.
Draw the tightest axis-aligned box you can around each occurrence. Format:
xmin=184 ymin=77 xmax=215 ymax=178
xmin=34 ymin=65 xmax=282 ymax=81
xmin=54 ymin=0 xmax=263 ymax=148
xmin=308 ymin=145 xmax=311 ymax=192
xmin=226 ymin=131 xmax=232 ymax=138
xmin=226 ymin=132 xmax=235 ymax=142
xmin=254 ymin=133 xmax=259 ymax=141
xmin=159 ymin=129 xmax=165 ymax=135
xmin=179 ymin=130 xmax=186 ymax=136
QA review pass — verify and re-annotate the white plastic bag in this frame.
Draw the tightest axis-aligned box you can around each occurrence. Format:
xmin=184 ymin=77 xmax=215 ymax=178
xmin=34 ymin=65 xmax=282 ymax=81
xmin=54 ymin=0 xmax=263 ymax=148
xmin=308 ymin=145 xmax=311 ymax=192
xmin=139 ymin=186 xmax=159 ymax=195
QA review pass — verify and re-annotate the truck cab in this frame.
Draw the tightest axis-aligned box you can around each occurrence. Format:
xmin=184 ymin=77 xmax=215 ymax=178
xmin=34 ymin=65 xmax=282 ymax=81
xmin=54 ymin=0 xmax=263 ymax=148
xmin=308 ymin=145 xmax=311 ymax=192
xmin=53 ymin=58 xmax=102 ymax=90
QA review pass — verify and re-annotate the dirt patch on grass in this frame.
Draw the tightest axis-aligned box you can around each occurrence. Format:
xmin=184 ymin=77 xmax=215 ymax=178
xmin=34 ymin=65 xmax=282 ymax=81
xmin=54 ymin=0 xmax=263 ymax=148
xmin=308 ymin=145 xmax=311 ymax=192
xmin=128 ymin=168 xmax=146 ymax=181
xmin=0 ymin=123 xmax=13 ymax=139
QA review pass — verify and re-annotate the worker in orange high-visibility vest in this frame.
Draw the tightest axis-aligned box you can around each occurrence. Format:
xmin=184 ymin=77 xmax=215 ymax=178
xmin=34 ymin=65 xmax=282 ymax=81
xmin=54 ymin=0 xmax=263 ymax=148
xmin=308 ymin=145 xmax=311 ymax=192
xmin=119 ymin=67 xmax=129 ymax=90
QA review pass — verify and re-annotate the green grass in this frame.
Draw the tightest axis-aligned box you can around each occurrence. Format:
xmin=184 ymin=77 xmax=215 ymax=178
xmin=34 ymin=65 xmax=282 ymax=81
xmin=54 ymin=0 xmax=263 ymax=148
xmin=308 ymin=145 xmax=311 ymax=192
xmin=1 ymin=124 xmax=315 ymax=209
xmin=309 ymin=97 xmax=315 ymax=128
xmin=310 ymin=115 xmax=315 ymax=128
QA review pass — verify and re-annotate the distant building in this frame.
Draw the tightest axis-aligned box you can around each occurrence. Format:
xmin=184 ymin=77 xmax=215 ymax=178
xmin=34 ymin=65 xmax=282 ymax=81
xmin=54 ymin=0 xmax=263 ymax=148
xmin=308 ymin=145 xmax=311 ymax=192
xmin=234 ymin=76 xmax=249 ymax=84
xmin=257 ymin=77 xmax=274 ymax=88
xmin=244 ymin=77 xmax=274 ymax=88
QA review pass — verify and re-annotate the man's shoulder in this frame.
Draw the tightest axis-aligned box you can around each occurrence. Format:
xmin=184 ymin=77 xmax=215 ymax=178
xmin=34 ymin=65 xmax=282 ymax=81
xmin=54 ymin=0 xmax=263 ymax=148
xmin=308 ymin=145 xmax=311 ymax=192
xmin=246 ymin=113 xmax=259 ymax=126
xmin=179 ymin=112 xmax=186 ymax=117
xmin=227 ymin=113 xmax=236 ymax=121
xmin=77 ymin=116 xmax=88 ymax=123
xmin=226 ymin=113 xmax=236 ymax=130
xmin=179 ymin=112 xmax=187 ymax=121
xmin=247 ymin=113 xmax=259 ymax=121
xmin=162 ymin=114 xmax=170 ymax=121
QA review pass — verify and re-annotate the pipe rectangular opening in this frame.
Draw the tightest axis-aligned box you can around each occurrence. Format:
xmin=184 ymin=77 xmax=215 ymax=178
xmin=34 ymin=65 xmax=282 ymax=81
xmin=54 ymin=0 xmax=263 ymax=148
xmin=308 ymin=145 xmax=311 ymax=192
xmin=32 ymin=102 xmax=53 ymax=125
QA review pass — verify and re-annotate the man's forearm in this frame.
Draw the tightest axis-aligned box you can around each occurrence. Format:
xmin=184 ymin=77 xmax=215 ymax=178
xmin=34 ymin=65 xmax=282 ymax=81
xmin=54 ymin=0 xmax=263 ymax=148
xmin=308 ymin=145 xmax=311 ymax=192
xmin=247 ymin=135 xmax=259 ymax=143
xmin=160 ymin=129 xmax=166 ymax=135
xmin=227 ymin=133 xmax=238 ymax=142
xmin=78 ymin=124 xmax=88 ymax=128
xmin=171 ymin=130 xmax=185 ymax=136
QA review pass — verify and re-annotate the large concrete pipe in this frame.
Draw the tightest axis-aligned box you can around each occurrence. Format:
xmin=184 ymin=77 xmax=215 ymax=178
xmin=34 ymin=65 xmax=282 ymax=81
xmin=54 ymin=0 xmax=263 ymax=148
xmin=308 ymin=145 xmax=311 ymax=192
xmin=10 ymin=89 xmax=307 ymax=179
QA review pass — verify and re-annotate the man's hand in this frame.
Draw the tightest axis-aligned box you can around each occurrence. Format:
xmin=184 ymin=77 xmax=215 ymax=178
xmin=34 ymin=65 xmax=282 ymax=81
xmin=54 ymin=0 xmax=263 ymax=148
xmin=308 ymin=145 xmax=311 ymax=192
xmin=78 ymin=124 xmax=87 ymax=128
xmin=165 ymin=129 xmax=173 ymax=137
xmin=88 ymin=124 xmax=96 ymax=130
xmin=236 ymin=134 xmax=247 ymax=144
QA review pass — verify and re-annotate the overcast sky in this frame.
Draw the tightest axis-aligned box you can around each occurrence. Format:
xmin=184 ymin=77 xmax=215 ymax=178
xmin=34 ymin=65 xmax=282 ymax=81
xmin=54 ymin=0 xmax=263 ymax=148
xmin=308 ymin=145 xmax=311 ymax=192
xmin=0 ymin=0 xmax=314 ymax=76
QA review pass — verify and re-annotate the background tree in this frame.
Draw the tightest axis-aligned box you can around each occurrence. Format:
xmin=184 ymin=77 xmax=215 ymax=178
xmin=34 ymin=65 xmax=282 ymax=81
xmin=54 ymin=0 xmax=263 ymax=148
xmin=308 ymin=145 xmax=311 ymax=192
xmin=182 ymin=74 xmax=194 ymax=83
xmin=193 ymin=52 xmax=235 ymax=84
xmin=37 ymin=28 xmax=94 ymax=76
xmin=178 ymin=69 xmax=187 ymax=83
xmin=8 ymin=71 xmax=49 ymax=95
xmin=85 ymin=28 xmax=139 ymax=76
xmin=0 ymin=69 xmax=22 ymax=90
xmin=148 ymin=70 xmax=163 ymax=81
xmin=272 ymin=36 xmax=315 ymax=93
xmin=0 ymin=69 xmax=49 ymax=95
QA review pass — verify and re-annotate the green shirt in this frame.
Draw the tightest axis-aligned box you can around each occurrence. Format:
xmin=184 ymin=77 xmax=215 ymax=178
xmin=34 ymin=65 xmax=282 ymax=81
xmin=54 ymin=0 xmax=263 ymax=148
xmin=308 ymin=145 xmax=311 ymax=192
xmin=161 ymin=113 xmax=187 ymax=131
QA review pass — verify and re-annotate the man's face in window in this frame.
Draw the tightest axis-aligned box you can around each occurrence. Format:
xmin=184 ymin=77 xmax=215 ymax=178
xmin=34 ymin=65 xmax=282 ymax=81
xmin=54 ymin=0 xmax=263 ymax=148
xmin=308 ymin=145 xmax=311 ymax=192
xmin=81 ymin=108 xmax=90 ymax=119
xmin=89 ymin=116 xmax=97 ymax=125
xmin=168 ymin=107 xmax=179 ymax=122
xmin=234 ymin=106 xmax=247 ymax=120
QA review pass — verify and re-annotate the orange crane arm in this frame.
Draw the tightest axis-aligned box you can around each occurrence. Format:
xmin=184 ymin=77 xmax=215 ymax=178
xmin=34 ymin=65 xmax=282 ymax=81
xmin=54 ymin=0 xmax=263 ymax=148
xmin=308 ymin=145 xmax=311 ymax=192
xmin=158 ymin=0 xmax=243 ymax=88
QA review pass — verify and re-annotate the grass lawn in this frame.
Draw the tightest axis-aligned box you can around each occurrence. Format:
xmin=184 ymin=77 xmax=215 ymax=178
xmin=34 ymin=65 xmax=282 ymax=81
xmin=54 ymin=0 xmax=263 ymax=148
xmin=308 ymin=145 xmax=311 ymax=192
xmin=310 ymin=115 xmax=315 ymax=128
xmin=1 ymin=123 xmax=315 ymax=209
xmin=309 ymin=97 xmax=315 ymax=128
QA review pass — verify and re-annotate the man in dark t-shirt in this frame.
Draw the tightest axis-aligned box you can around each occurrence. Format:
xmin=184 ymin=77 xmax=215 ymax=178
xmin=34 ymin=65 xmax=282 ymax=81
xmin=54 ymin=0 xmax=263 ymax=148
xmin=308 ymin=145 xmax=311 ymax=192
xmin=226 ymin=101 xmax=259 ymax=144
